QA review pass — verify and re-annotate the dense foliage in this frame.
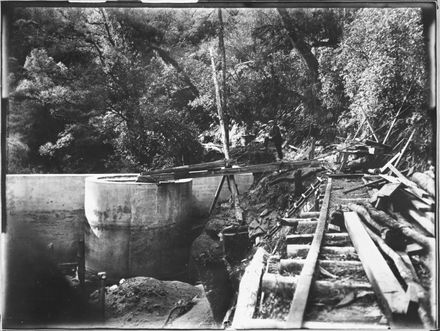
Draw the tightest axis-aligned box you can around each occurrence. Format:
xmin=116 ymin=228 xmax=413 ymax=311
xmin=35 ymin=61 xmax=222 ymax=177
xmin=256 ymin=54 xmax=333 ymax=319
xmin=7 ymin=7 xmax=432 ymax=173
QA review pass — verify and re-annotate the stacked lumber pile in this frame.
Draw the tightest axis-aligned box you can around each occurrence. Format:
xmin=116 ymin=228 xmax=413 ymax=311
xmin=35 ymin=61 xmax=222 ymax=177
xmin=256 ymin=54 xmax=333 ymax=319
xmin=344 ymin=164 xmax=435 ymax=328
xmin=314 ymin=116 xmax=418 ymax=175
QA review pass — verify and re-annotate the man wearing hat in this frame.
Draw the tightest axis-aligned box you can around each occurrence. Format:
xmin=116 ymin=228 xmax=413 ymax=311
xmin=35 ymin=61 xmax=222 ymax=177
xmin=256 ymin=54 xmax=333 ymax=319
xmin=268 ymin=120 xmax=283 ymax=160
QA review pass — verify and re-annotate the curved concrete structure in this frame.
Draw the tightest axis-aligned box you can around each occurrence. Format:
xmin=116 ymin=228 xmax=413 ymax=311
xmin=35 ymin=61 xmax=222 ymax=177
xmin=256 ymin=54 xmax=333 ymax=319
xmin=85 ymin=175 xmax=193 ymax=282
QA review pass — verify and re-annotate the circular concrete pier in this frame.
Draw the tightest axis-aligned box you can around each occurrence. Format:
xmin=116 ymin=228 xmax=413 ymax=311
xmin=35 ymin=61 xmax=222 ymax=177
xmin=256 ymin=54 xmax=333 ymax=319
xmin=84 ymin=175 xmax=193 ymax=282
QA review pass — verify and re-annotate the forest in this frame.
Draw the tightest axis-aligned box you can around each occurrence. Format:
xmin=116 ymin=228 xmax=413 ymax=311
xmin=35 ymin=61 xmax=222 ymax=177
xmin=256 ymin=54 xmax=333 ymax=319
xmin=6 ymin=6 xmax=434 ymax=174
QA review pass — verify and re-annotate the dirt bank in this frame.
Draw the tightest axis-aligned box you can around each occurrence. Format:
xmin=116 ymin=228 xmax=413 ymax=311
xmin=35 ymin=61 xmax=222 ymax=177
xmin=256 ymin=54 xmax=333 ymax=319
xmin=90 ymin=276 xmax=215 ymax=328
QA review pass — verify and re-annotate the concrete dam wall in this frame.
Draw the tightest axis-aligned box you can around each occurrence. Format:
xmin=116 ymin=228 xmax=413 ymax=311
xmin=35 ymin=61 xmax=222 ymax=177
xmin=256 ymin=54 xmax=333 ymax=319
xmin=6 ymin=174 xmax=90 ymax=263
xmin=5 ymin=173 xmax=254 ymax=281
xmin=84 ymin=175 xmax=193 ymax=281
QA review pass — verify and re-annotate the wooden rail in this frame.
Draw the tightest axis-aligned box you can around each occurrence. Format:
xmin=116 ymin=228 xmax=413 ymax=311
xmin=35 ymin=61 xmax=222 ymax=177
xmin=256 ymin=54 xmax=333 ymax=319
xmin=137 ymin=160 xmax=322 ymax=182
xmin=285 ymin=178 xmax=332 ymax=328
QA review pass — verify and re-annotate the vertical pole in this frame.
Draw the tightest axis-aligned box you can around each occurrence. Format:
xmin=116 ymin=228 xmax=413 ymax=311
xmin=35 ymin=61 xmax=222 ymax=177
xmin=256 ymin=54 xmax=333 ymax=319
xmin=209 ymin=175 xmax=226 ymax=216
xmin=98 ymin=271 xmax=107 ymax=321
xmin=209 ymin=48 xmax=242 ymax=222
xmin=218 ymin=8 xmax=229 ymax=145
xmin=77 ymin=239 xmax=85 ymax=289
xmin=210 ymin=48 xmax=230 ymax=160
xmin=382 ymin=85 xmax=412 ymax=144
xmin=393 ymin=129 xmax=415 ymax=170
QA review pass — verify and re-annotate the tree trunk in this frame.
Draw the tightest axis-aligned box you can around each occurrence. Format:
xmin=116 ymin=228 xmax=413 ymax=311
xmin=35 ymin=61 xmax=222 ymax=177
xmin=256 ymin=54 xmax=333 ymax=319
xmin=217 ymin=9 xmax=230 ymax=145
xmin=277 ymin=8 xmax=319 ymax=82
xmin=277 ymin=8 xmax=321 ymax=118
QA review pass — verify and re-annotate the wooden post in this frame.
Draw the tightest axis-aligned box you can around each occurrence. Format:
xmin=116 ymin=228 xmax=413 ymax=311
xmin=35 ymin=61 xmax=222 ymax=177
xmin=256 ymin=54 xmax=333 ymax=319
xmin=210 ymin=48 xmax=230 ymax=160
xmin=209 ymin=175 xmax=226 ymax=216
xmin=97 ymin=271 xmax=107 ymax=321
xmin=308 ymin=137 xmax=316 ymax=159
xmin=393 ymin=129 xmax=415 ymax=169
xmin=382 ymin=85 xmax=412 ymax=145
xmin=209 ymin=48 xmax=242 ymax=222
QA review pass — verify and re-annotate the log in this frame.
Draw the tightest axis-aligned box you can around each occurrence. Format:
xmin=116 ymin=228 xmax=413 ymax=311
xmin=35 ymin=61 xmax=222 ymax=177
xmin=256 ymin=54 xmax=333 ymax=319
xmin=298 ymin=211 xmax=320 ymax=218
xmin=386 ymin=210 xmax=434 ymax=249
xmin=261 ymin=273 xmax=296 ymax=293
xmin=347 ymin=203 xmax=404 ymax=250
xmin=344 ymin=212 xmax=409 ymax=317
xmin=231 ymin=247 xmax=268 ymax=329
xmin=411 ymin=172 xmax=435 ymax=197
xmin=278 ymin=218 xmax=299 ymax=228
xmin=262 ymin=272 xmax=372 ymax=295
xmin=295 ymin=220 xmax=318 ymax=234
xmin=279 ymin=259 xmax=363 ymax=276
xmin=364 ymin=226 xmax=434 ymax=329
xmin=286 ymin=233 xmax=351 ymax=246
xmin=286 ymin=244 xmax=356 ymax=258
